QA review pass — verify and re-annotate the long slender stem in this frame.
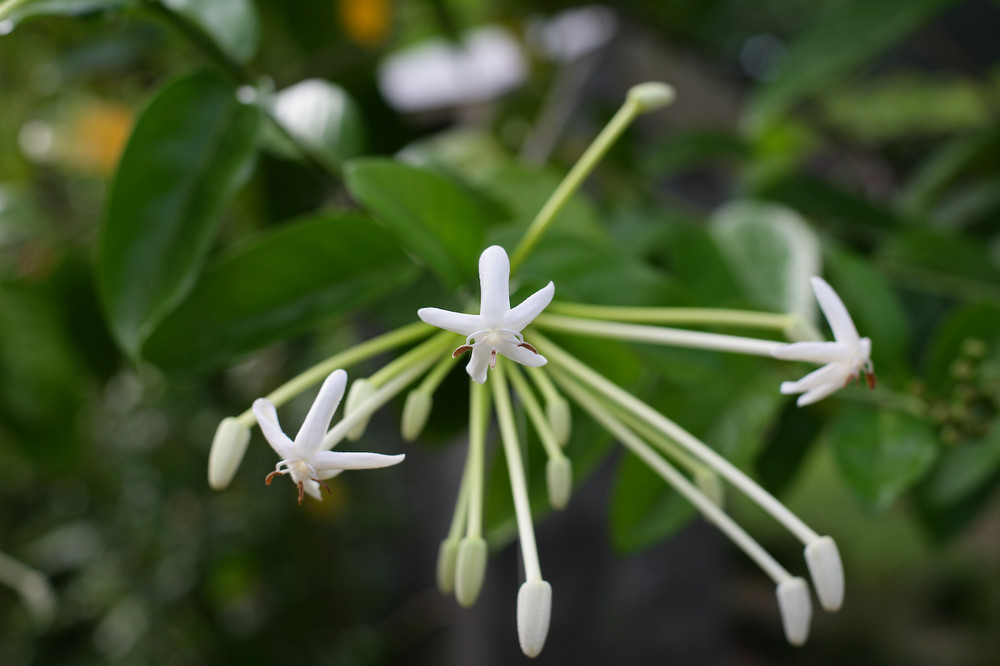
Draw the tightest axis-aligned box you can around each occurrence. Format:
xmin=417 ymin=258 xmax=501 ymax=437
xmin=535 ymin=332 xmax=820 ymax=545
xmin=369 ymin=331 xmax=457 ymax=386
xmin=447 ymin=446 xmax=472 ymax=542
xmin=466 ymin=381 xmax=489 ymax=539
xmin=418 ymin=351 xmax=460 ymax=394
xmin=491 ymin=362 xmax=543 ymax=582
xmin=547 ymin=302 xmax=797 ymax=330
xmin=507 ymin=365 xmax=565 ymax=462
xmin=509 ymin=97 xmax=641 ymax=272
xmin=0 ymin=0 xmax=31 ymax=22
xmin=235 ymin=322 xmax=435 ymax=427
xmin=606 ymin=399 xmax=707 ymax=476
xmin=551 ymin=370 xmax=792 ymax=585
xmin=534 ymin=314 xmax=786 ymax=357
xmin=526 ymin=365 xmax=561 ymax=403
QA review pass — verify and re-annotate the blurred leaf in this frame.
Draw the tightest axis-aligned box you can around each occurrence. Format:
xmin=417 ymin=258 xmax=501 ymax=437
xmin=344 ymin=159 xmax=495 ymax=289
xmin=932 ymin=176 xmax=1000 ymax=228
xmin=657 ymin=223 xmax=742 ymax=306
xmin=710 ymin=200 xmax=821 ymax=319
xmin=920 ymin=419 xmax=1000 ymax=509
xmin=749 ymin=0 xmax=956 ymax=129
xmin=899 ymin=128 xmax=1000 ymax=216
xmin=611 ymin=452 xmax=696 ymax=553
xmin=754 ymin=174 xmax=910 ymax=231
xmin=143 ymin=212 xmax=415 ymax=373
xmin=756 ymin=402 xmax=825 ymax=494
xmin=703 ymin=371 xmax=785 ymax=465
xmin=99 ymin=70 xmax=260 ymax=357
xmin=924 ymin=303 xmax=1000 ymax=389
xmin=880 ymin=230 xmax=1000 ymax=303
xmin=265 ymin=79 xmax=366 ymax=167
xmin=825 ymin=246 xmax=911 ymax=376
xmin=0 ymin=0 xmax=132 ymax=25
xmin=828 ymin=406 xmax=938 ymax=511
xmin=645 ymin=129 xmax=750 ymax=174
xmin=164 ymin=0 xmax=260 ymax=64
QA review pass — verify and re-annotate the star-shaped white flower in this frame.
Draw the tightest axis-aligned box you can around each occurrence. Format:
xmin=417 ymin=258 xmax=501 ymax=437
xmin=772 ymin=276 xmax=875 ymax=406
xmin=418 ymin=245 xmax=555 ymax=384
xmin=252 ymin=369 xmax=405 ymax=504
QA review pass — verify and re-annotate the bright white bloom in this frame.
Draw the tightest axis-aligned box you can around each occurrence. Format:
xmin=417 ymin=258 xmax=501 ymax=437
xmin=418 ymin=245 xmax=555 ymax=384
xmin=773 ymin=277 xmax=875 ymax=406
xmin=252 ymin=370 xmax=405 ymax=504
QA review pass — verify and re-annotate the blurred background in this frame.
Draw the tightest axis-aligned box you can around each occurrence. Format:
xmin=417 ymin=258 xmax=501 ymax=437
xmin=1 ymin=0 xmax=999 ymax=664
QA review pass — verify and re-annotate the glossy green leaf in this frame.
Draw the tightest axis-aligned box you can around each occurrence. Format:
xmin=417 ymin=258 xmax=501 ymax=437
xmin=749 ymin=0 xmax=956 ymax=129
xmin=265 ymin=79 xmax=366 ymax=167
xmin=143 ymin=212 xmax=415 ymax=373
xmin=164 ymin=0 xmax=259 ymax=64
xmin=828 ymin=406 xmax=938 ymax=512
xmin=344 ymin=159 xmax=494 ymax=289
xmin=710 ymin=200 xmax=821 ymax=318
xmin=99 ymin=71 xmax=259 ymax=356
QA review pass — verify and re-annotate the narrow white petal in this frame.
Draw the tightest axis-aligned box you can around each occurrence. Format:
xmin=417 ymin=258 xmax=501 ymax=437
xmin=811 ymin=277 xmax=859 ymax=347
xmin=252 ymin=398 xmax=295 ymax=458
xmin=796 ymin=380 xmax=844 ymax=407
xmin=479 ymin=245 xmax=511 ymax=321
xmin=505 ymin=281 xmax=555 ymax=332
xmin=315 ymin=468 xmax=345 ymax=481
xmin=503 ymin=343 xmax=548 ymax=368
xmin=303 ymin=479 xmax=323 ymax=500
xmin=311 ymin=450 xmax=405 ymax=470
xmin=295 ymin=369 xmax=347 ymax=453
xmin=780 ymin=363 xmax=843 ymax=394
xmin=417 ymin=307 xmax=481 ymax=336
xmin=772 ymin=341 xmax=851 ymax=364
xmin=466 ymin=346 xmax=491 ymax=384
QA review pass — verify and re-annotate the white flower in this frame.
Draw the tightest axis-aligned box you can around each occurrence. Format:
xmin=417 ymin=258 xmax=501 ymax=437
xmin=252 ymin=369 xmax=405 ymax=504
xmin=418 ymin=245 xmax=555 ymax=384
xmin=772 ymin=277 xmax=875 ymax=406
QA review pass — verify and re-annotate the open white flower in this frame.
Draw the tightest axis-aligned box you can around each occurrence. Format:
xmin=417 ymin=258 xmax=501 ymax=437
xmin=772 ymin=277 xmax=875 ymax=406
xmin=418 ymin=245 xmax=555 ymax=384
xmin=253 ymin=369 xmax=405 ymax=504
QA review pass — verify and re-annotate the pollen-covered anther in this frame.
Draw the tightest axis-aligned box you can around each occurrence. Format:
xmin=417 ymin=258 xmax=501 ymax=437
xmin=265 ymin=470 xmax=284 ymax=485
xmin=452 ymin=345 xmax=473 ymax=358
xmin=313 ymin=478 xmax=333 ymax=495
xmin=866 ymin=372 xmax=877 ymax=390
xmin=296 ymin=481 xmax=305 ymax=505
xmin=519 ymin=341 xmax=538 ymax=354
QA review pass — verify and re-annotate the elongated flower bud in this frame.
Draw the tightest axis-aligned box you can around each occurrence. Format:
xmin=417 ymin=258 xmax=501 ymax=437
xmin=694 ymin=468 xmax=725 ymax=508
xmin=546 ymin=396 xmax=572 ymax=447
xmin=401 ymin=389 xmax=432 ymax=442
xmin=208 ymin=417 xmax=251 ymax=490
xmin=454 ymin=537 xmax=488 ymax=607
xmin=776 ymin=577 xmax=812 ymax=646
xmin=435 ymin=537 xmax=460 ymax=595
xmin=546 ymin=457 xmax=572 ymax=510
xmin=805 ymin=535 xmax=844 ymax=612
xmin=517 ymin=580 xmax=552 ymax=658
xmin=627 ymin=82 xmax=676 ymax=113
xmin=344 ymin=379 xmax=376 ymax=441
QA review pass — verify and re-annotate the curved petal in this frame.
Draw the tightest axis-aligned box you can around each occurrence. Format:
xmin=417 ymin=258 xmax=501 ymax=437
xmin=796 ymin=379 xmax=844 ymax=406
xmin=466 ymin=346 xmax=491 ymax=384
xmin=811 ymin=277 xmax=859 ymax=347
xmin=302 ymin=479 xmax=323 ymax=501
xmin=772 ymin=341 xmax=850 ymax=364
xmin=418 ymin=307 xmax=481 ymax=336
xmin=505 ymin=281 xmax=555 ymax=332
xmin=479 ymin=245 xmax=511 ymax=321
xmin=252 ymin=398 xmax=294 ymax=459
xmin=315 ymin=468 xmax=345 ymax=481
xmin=780 ymin=362 xmax=844 ymax=394
xmin=311 ymin=450 xmax=406 ymax=470
xmin=295 ymin=369 xmax=347 ymax=453
xmin=502 ymin=343 xmax=548 ymax=368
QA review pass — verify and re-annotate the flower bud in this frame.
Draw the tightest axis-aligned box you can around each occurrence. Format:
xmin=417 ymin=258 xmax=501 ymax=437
xmin=344 ymin=378 xmax=376 ymax=441
xmin=546 ymin=457 xmax=572 ymax=510
xmin=208 ymin=417 xmax=251 ymax=490
xmin=516 ymin=580 xmax=552 ymax=658
xmin=435 ymin=537 xmax=460 ymax=595
xmin=775 ymin=577 xmax=812 ymax=646
xmin=627 ymin=82 xmax=676 ymax=113
xmin=694 ymin=468 xmax=725 ymax=508
xmin=805 ymin=535 xmax=844 ymax=612
xmin=401 ymin=389 xmax=432 ymax=442
xmin=454 ymin=536 xmax=488 ymax=607
xmin=546 ymin=396 xmax=572 ymax=447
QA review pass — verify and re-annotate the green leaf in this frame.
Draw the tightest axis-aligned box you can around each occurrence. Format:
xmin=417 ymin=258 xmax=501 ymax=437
xmin=880 ymin=230 xmax=1000 ymax=303
xmin=645 ymin=129 xmax=750 ymax=175
xmin=753 ymin=173 xmax=911 ymax=231
xmin=920 ymin=419 xmax=1000 ymax=509
xmin=710 ymin=200 xmax=821 ymax=318
xmin=265 ymin=79 xmax=366 ymax=167
xmin=344 ymin=159 xmax=495 ymax=289
xmin=164 ymin=0 xmax=260 ymax=64
xmin=611 ymin=453 xmax=696 ymax=553
xmin=899 ymin=128 xmax=1000 ymax=216
xmin=142 ymin=212 xmax=415 ymax=373
xmin=99 ymin=71 xmax=260 ymax=356
xmin=0 ymin=0 xmax=132 ymax=26
xmin=923 ymin=303 xmax=1000 ymax=389
xmin=749 ymin=0 xmax=956 ymax=129
xmin=828 ymin=406 xmax=938 ymax=512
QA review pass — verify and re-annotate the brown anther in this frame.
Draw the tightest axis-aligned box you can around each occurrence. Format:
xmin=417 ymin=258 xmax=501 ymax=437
xmin=518 ymin=341 xmax=538 ymax=354
xmin=313 ymin=478 xmax=333 ymax=495
xmin=265 ymin=470 xmax=284 ymax=486
xmin=490 ymin=348 xmax=497 ymax=369
xmin=865 ymin=372 xmax=877 ymax=390
xmin=452 ymin=345 xmax=473 ymax=358
xmin=297 ymin=481 xmax=305 ymax=505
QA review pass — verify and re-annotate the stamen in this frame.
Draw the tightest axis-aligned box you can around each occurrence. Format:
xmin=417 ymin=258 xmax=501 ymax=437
xmin=313 ymin=478 xmax=333 ymax=495
xmin=297 ymin=481 xmax=305 ymax=505
xmin=265 ymin=470 xmax=285 ymax=485
xmin=453 ymin=345 xmax=473 ymax=358
xmin=865 ymin=372 xmax=877 ymax=390
xmin=519 ymin=341 xmax=538 ymax=354
xmin=490 ymin=348 xmax=497 ymax=369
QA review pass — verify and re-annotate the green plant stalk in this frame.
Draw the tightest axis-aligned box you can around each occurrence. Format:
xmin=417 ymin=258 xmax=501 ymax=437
xmin=417 ymin=351 xmax=460 ymax=394
xmin=447 ymin=445 xmax=472 ymax=542
xmin=547 ymin=302 xmax=797 ymax=330
xmin=526 ymin=364 xmax=562 ymax=403
xmin=369 ymin=331 xmax=457 ymax=386
xmin=0 ymin=0 xmax=31 ymax=21
xmin=507 ymin=365 xmax=566 ymax=463
xmin=466 ymin=381 xmax=490 ymax=539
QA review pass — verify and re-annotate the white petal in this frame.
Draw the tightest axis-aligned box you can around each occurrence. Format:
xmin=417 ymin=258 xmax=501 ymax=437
xmin=505 ymin=281 xmax=555 ymax=332
xmin=502 ymin=343 xmax=548 ymax=367
xmin=252 ymin=398 xmax=295 ymax=459
xmin=311 ymin=450 xmax=406 ymax=470
xmin=811 ymin=277 xmax=859 ymax=347
xmin=772 ymin=341 xmax=851 ymax=364
xmin=796 ymin=379 xmax=844 ymax=407
xmin=315 ymin=468 xmax=345 ymax=481
xmin=479 ymin=245 xmax=511 ymax=321
xmin=780 ymin=363 xmax=843 ymax=394
xmin=303 ymin=479 xmax=323 ymax=500
xmin=295 ymin=369 xmax=347 ymax=454
xmin=466 ymin=346 xmax=491 ymax=384
xmin=417 ymin=307 xmax=481 ymax=336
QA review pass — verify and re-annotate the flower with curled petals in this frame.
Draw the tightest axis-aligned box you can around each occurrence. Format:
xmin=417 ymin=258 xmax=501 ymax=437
xmin=772 ymin=276 xmax=875 ymax=406
xmin=253 ymin=369 xmax=405 ymax=504
xmin=418 ymin=245 xmax=555 ymax=384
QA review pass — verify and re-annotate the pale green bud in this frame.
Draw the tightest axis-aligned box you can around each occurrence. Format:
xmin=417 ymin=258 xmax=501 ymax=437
xmin=546 ymin=396 xmax=572 ymax=447
xmin=546 ymin=456 xmax=572 ymax=510
xmin=208 ymin=417 xmax=251 ymax=490
xmin=401 ymin=389 xmax=433 ymax=442
xmin=454 ymin=536 xmax=488 ymax=607
xmin=435 ymin=537 xmax=460 ymax=595
xmin=694 ymin=468 xmax=725 ymax=508
xmin=804 ymin=535 xmax=844 ymax=612
xmin=344 ymin=378 xmax=376 ymax=441
xmin=776 ymin=577 xmax=812 ymax=646
xmin=517 ymin=580 xmax=552 ymax=658
xmin=627 ymin=82 xmax=676 ymax=113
